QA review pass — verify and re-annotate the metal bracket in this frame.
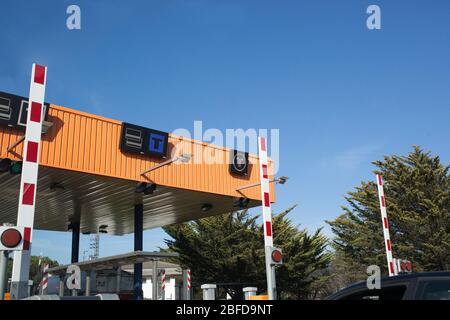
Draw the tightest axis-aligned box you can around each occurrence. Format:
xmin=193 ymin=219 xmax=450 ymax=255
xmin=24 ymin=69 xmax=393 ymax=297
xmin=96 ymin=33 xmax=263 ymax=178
xmin=7 ymin=135 xmax=25 ymax=153
xmin=6 ymin=121 xmax=53 ymax=153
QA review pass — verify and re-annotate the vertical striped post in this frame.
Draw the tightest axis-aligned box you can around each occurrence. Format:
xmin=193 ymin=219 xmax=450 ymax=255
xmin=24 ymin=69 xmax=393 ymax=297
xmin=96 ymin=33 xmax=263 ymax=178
xmin=161 ymin=269 xmax=166 ymax=300
xmin=10 ymin=64 xmax=47 ymax=299
xmin=182 ymin=269 xmax=191 ymax=300
xmin=258 ymin=136 xmax=276 ymax=300
xmin=40 ymin=263 xmax=49 ymax=294
xmin=375 ymin=174 xmax=395 ymax=277
xmin=187 ymin=269 xmax=191 ymax=291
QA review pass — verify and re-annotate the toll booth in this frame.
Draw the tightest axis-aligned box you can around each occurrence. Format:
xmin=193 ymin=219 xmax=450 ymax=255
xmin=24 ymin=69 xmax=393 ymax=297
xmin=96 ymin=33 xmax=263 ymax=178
xmin=0 ymin=90 xmax=276 ymax=299
xmin=45 ymin=251 xmax=187 ymax=300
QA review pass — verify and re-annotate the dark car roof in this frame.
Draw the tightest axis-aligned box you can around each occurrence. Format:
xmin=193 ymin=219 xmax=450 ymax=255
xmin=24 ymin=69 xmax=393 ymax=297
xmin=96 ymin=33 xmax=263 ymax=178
xmin=326 ymin=271 xmax=450 ymax=299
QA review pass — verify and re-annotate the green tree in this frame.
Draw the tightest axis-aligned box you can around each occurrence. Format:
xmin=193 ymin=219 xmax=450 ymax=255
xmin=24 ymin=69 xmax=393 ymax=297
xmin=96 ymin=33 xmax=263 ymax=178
xmin=6 ymin=255 xmax=59 ymax=293
xmin=327 ymin=146 xmax=449 ymax=284
xmin=163 ymin=205 xmax=331 ymax=299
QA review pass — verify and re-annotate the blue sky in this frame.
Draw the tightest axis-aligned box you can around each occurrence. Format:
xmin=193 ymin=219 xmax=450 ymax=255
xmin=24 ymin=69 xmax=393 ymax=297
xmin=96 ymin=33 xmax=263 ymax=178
xmin=1 ymin=0 xmax=449 ymax=264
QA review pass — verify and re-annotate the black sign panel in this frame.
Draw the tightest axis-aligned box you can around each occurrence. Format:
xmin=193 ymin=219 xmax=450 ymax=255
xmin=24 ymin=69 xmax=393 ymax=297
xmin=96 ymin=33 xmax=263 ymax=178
xmin=119 ymin=122 xmax=169 ymax=158
xmin=229 ymin=150 xmax=249 ymax=176
xmin=0 ymin=91 xmax=49 ymax=130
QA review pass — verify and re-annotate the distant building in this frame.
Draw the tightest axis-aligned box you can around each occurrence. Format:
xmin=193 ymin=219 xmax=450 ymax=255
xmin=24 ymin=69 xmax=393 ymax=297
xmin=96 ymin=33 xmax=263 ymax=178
xmin=45 ymin=259 xmax=182 ymax=300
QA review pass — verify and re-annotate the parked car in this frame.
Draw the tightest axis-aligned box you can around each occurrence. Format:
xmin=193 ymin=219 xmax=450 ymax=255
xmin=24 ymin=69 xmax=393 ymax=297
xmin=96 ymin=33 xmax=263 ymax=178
xmin=326 ymin=271 xmax=450 ymax=300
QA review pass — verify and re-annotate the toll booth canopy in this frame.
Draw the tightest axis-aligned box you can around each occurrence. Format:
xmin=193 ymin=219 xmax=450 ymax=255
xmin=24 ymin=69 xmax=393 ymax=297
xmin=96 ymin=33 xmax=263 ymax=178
xmin=0 ymin=92 xmax=275 ymax=235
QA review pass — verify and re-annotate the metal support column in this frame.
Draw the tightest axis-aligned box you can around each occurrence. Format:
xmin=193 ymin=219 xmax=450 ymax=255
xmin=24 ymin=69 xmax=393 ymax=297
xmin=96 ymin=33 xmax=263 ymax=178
xmin=152 ymin=259 xmax=158 ymax=300
xmin=71 ymin=222 xmax=80 ymax=264
xmin=116 ymin=266 xmax=121 ymax=294
xmin=271 ymin=264 xmax=277 ymax=300
xmin=85 ymin=272 xmax=91 ymax=296
xmin=264 ymin=246 xmax=276 ymax=300
xmin=70 ymin=221 xmax=80 ymax=297
xmin=134 ymin=203 xmax=143 ymax=300
xmin=59 ymin=278 xmax=64 ymax=296
xmin=0 ymin=251 xmax=9 ymax=300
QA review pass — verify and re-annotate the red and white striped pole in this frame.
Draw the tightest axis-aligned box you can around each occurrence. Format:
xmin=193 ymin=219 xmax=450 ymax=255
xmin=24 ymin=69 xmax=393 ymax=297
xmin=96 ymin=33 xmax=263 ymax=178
xmin=187 ymin=269 xmax=191 ymax=291
xmin=375 ymin=174 xmax=395 ymax=277
xmin=182 ymin=269 xmax=191 ymax=300
xmin=258 ymin=136 xmax=276 ymax=300
xmin=40 ymin=263 xmax=49 ymax=294
xmin=11 ymin=64 xmax=48 ymax=299
xmin=161 ymin=269 xmax=166 ymax=299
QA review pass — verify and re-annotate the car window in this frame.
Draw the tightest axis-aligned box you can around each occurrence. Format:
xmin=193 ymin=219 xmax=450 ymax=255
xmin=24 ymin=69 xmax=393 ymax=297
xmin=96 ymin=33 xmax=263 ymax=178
xmin=417 ymin=280 xmax=450 ymax=300
xmin=339 ymin=285 xmax=407 ymax=300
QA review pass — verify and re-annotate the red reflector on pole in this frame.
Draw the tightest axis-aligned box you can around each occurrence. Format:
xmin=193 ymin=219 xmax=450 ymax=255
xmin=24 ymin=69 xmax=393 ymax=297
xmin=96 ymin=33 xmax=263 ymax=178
xmin=271 ymin=249 xmax=282 ymax=263
xmin=264 ymin=192 xmax=270 ymax=207
xmin=26 ymin=141 xmax=39 ymax=163
xmin=262 ymin=164 xmax=268 ymax=179
xmin=260 ymin=137 xmax=266 ymax=151
xmin=34 ymin=64 xmax=46 ymax=85
xmin=265 ymin=221 xmax=272 ymax=236
xmin=30 ymin=102 xmax=42 ymax=123
xmin=1 ymin=229 xmax=22 ymax=248
xmin=23 ymin=227 xmax=31 ymax=250
xmin=22 ymin=183 xmax=35 ymax=205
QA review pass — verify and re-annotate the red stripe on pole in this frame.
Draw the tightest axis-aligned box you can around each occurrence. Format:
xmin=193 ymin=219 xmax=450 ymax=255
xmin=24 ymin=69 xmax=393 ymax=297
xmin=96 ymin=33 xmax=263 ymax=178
xmin=34 ymin=64 xmax=46 ymax=85
xmin=26 ymin=141 xmax=39 ymax=163
xmin=187 ymin=270 xmax=191 ymax=288
xmin=22 ymin=183 xmax=35 ymax=205
xmin=262 ymin=164 xmax=268 ymax=179
xmin=389 ymin=262 xmax=394 ymax=275
xmin=265 ymin=221 xmax=272 ymax=237
xmin=384 ymin=217 xmax=389 ymax=229
xmin=260 ymin=138 xmax=266 ymax=151
xmin=23 ymin=227 xmax=31 ymax=250
xmin=378 ymin=175 xmax=383 ymax=186
xmin=263 ymin=192 xmax=270 ymax=207
xmin=381 ymin=195 xmax=385 ymax=207
xmin=30 ymin=102 xmax=42 ymax=123
xmin=386 ymin=239 xmax=391 ymax=251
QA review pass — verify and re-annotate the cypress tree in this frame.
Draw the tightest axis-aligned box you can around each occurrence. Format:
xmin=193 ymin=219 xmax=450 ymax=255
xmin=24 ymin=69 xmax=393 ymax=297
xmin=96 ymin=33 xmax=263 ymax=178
xmin=327 ymin=146 xmax=449 ymax=283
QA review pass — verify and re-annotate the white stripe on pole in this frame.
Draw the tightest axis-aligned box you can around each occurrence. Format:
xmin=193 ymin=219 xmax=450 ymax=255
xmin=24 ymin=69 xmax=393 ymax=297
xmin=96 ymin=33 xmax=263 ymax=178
xmin=258 ymin=136 xmax=276 ymax=300
xmin=42 ymin=263 xmax=49 ymax=290
xmin=258 ymin=137 xmax=273 ymax=247
xmin=375 ymin=174 xmax=395 ymax=277
xmin=11 ymin=64 xmax=47 ymax=299
xmin=161 ymin=269 xmax=166 ymax=300
xmin=187 ymin=270 xmax=191 ymax=290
